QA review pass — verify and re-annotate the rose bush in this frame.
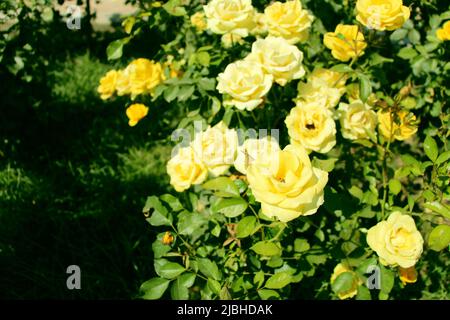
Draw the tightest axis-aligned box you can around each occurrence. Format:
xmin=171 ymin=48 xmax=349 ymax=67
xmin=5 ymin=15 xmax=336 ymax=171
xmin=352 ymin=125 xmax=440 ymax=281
xmin=99 ymin=0 xmax=449 ymax=300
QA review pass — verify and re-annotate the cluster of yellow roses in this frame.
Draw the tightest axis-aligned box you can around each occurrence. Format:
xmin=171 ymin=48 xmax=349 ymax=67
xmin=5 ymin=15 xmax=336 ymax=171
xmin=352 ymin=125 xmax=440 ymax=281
xmin=436 ymin=20 xmax=450 ymax=41
xmin=200 ymin=0 xmax=313 ymax=47
xmin=98 ymin=56 xmax=184 ymax=127
xmin=167 ymin=122 xmax=329 ymax=222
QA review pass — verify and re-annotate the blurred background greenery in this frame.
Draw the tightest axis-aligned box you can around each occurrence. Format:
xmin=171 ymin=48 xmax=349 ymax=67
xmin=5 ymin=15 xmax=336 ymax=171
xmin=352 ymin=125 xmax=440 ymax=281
xmin=0 ymin=0 xmax=173 ymax=299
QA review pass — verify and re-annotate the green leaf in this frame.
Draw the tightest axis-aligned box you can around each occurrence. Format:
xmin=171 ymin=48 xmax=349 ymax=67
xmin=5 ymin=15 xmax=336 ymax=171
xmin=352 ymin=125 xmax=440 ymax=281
xmin=436 ymin=151 xmax=450 ymax=165
xmin=265 ymin=272 xmax=292 ymax=289
xmin=408 ymin=29 xmax=421 ymax=44
xmin=198 ymin=78 xmax=216 ymax=91
xmin=202 ymin=177 xmax=240 ymax=197
xmin=370 ymin=53 xmax=394 ymax=66
xmin=388 ymin=179 xmax=402 ymax=195
xmin=258 ymin=289 xmax=280 ymax=300
xmin=254 ymin=271 xmax=265 ymax=289
xmin=331 ymin=272 xmax=354 ymax=295
xmin=236 ymin=216 xmax=258 ymax=238
xmin=207 ymin=278 xmax=221 ymax=295
xmin=379 ymin=265 xmax=394 ymax=294
xmin=177 ymin=211 xmax=208 ymax=236
xmin=424 ymin=136 xmax=438 ymax=162
xmin=349 ymin=186 xmax=363 ymax=201
xmin=164 ymin=85 xmax=180 ymax=103
xmin=359 ymin=75 xmax=372 ymax=103
xmin=158 ymin=262 xmax=185 ymax=279
xmin=213 ymin=197 xmax=248 ymax=218
xmin=356 ymin=285 xmax=371 ymax=300
xmin=428 ymin=225 xmax=450 ymax=251
xmin=398 ymin=47 xmax=418 ymax=60
xmin=144 ymin=196 xmax=172 ymax=226
xmin=330 ymin=64 xmax=353 ymax=73
xmin=220 ymin=286 xmax=232 ymax=300
xmin=251 ymin=241 xmax=282 ymax=256
xmin=177 ymin=85 xmax=195 ymax=102
xmin=106 ymin=38 xmax=129 ymax=61
xmin=294 ymin=238 xmax=310 ymax=252
xmin=196 ymin=52 xmax=210 ymax=66
xmin=170 ymin=273 xmax=195 ymax=300
xmin=390 ymin=29 xmax=408 ymax=41
xmin=312 ymin=157 xmax=338 ymax=172
xmin=140 ymin=278 xmax=170 ymax=300
xmin=160 ymin=194 xmax=183 ymax=211
xmin=424 ymin=201 xmax=450 ymax=219
xmin=163 ymin=0 xmax=187 ymax=16
xmin=197 ymin=258 xmax=222 ymax=281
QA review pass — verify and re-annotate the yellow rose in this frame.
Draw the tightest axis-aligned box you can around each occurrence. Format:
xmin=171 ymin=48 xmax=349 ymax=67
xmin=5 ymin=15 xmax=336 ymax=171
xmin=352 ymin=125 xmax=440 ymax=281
xmin=356 ymin=0 xmax=410 ymax=31
xmin=126 ymin=103 xmax=149 ymax=127
xmin=127 ymin=58 xmax=165 ymax=97
xmin=398 ymin=266 xmax=418 ymax=285
xmin=309 ymin=68 xmax=347 ymax=91
xmin=330 ymin=263 xmax=362 ymax=300
xmin=285 ymin=100 xmax=336 ymax=154
xmin=338 ymin=100 xmax=377 ymax=140
xmin=250 ymin=12 xmax=268 ymax=36
xmin=192 ymin=121 xmax=238 ymax=176
xmin=234 ymin=136 xmax=280 ymax=175
xmin=264 ymin=0 xmax=314 ymax=44
xmin=246 ymin=144 xmax=328 ymax=222
xmin=377 ymin=109 xmax=418 ymax=141
xmin=436 ymin=21 xmax=450 ymax=41
xmin=246 ymin=36 xmax=306 ymax=86
xmin=367 ymin=211 xmax=424 ymax=268
xmin=296 ymin=81 xmax=343 ymax=110
xmin=190 ymin=11 xmax=207 ymax=32
xmin=116 ymin=68 xmax=132 ymax=96
xmin=97 ymin=70 xmax=118 ymax=100
xmin=203 ymin=0 xmax=256 ymax=37
xmin=167 ymin=146 xmax=208 ymax=192
xmin=324 ymin=24 xmax=367 ymax=62
xmin=217 ymin=60 xmax=273 ymax=111
xmin=220 ymin=33 xmax=245 ymax=48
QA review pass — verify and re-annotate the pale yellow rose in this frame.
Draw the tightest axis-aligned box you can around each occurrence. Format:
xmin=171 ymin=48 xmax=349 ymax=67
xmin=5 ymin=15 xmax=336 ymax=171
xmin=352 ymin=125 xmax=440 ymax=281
xmin=324 ymin=24 xmax=367 ymax=62
xmin=296 ymin=81 xmax=343 ymax=110
xmin=217 ymin=60 xmax=273 ymax=111
xmin=285 ymin=100 xmax=336 ymax=154
xmin=264 ymin=0 xmax=314 ymax=44
xmin=250 ymin=12 xmax=268 ymax=36
xmin=436 ymin=21 xmax=450 ymax=41
xmin=309 ymin=68 xmax=347 ymax=92
xmin=220 ymin=33 xmax=245 ymax=48
xmin=246 ymin=144 xmax=328 ymax=222
xmin=377 ymin=109 xmax=418 ymax=141
xmin=399 ymin=266 xmax=418 ymax=285
xmin=127 ymin=58 xmax=165 ymax=97
xmin=338 ymin=100 xmax=377 ymax=140
xmin=190 ymin=11 xmax=207 ymax=32
xmin=330 ymin=263 xmax=362 ymax=300
xmin=234 ymin=136 xmax=281 ymax=175
xmin=126 ymin=103 xmax=149 ymax=127
xmin=367 ymin=211 xmax=424 ymax=268
xmin=246 ymin=36 xmax=305 ymax=86
xmin=167 ymin=146 xmax=208 ymax=192
xmin=356 ymin=0 xmax=410 ymax=31
xmin=192 ymin=121 xmax=238 ymax=176
xmin=97 ymin=70 xmax=118 ymax=100
xmin=203 ymin=0 xmax=256 ymax=37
